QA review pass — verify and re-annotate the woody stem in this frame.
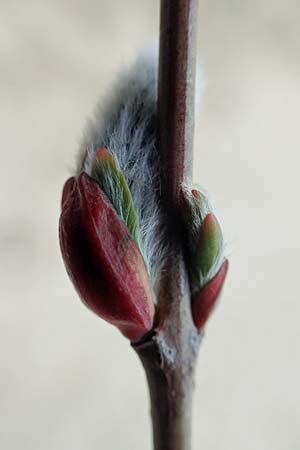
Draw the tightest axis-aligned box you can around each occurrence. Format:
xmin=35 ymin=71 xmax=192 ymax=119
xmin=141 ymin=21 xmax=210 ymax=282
xmin=133 ymin=1 xmax=200 ymax=450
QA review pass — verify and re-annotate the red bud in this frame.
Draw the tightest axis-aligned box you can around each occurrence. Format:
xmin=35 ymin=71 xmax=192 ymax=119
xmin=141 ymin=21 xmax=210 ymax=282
xmin=192 ymin=259 xmax=229 ymax=330
xmin=59 ymin=172 xmax=155 ymax=341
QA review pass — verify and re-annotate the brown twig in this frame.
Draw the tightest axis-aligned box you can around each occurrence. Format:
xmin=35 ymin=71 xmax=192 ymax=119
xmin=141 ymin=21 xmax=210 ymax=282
xmin=133 ymin=2 xmax=200 ymax=450
xmin=158 ymin=0 xmax=198 ymax=198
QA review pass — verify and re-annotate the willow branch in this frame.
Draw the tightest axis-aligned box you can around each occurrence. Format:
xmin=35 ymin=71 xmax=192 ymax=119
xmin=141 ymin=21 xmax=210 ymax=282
xmin=133 ymin=2 xmax=200 ymax=450
xmin=158 ymin=0 xmax=198 ymax=203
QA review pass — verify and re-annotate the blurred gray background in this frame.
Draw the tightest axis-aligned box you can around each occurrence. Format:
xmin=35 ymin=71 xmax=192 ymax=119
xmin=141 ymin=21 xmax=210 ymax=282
xmin=1 ymin=1 xmax=299 ymax=449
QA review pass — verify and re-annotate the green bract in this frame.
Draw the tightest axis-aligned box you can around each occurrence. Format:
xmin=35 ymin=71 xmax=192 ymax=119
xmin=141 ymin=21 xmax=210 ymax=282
xmin=181 ymin=189 xmax=224 ymax=294
xmin=92 ymin=148 xmax=141 ymax=248
xmin=192 ymin=213 xmax=223 ymax=282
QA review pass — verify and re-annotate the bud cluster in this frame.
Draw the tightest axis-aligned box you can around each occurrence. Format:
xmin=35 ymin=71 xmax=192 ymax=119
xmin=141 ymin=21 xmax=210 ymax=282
xmin=59 ymin=58 xmax=228 ymax=340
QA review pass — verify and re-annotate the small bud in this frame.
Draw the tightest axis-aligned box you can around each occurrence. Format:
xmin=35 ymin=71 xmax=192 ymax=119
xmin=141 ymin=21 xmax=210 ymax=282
xmin=180 ymin=189 xmax=228 ymax=329
xmin=59 ymin=172 xmax=155 ymax=341
xmin=192 ymin=260 xmax=228 ymax=330
xmin=192 ymin=213 xmax=223 ymax=282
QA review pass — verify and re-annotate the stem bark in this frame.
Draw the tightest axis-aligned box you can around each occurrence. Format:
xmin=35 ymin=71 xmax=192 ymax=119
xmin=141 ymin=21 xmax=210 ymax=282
xmin=133 ymin=1 xmax=200 ymax=450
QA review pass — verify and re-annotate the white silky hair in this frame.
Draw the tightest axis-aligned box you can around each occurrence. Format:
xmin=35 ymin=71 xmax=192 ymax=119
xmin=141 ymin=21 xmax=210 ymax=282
xmin=78 ymin=49 xmax=168 ymax=293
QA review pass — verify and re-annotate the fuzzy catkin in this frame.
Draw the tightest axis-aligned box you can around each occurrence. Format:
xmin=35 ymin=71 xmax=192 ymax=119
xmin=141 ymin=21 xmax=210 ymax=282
xmin=78 ymin=51 xmax=168 ymax=293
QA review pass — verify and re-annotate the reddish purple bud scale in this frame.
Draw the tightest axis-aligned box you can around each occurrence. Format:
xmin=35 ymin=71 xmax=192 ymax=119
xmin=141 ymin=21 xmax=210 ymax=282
xmin=192 ymin=259 xmax=229 ymax=330
xmin=59 ymin=172 xmax=155 ymax=341
xmin=61 ymin=176 xmax=75 ymax=208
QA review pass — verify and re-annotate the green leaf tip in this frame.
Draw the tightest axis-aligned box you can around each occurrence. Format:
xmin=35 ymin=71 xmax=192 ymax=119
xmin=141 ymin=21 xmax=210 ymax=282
xmin=92 ymin=148 xmax=141 ymax=247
